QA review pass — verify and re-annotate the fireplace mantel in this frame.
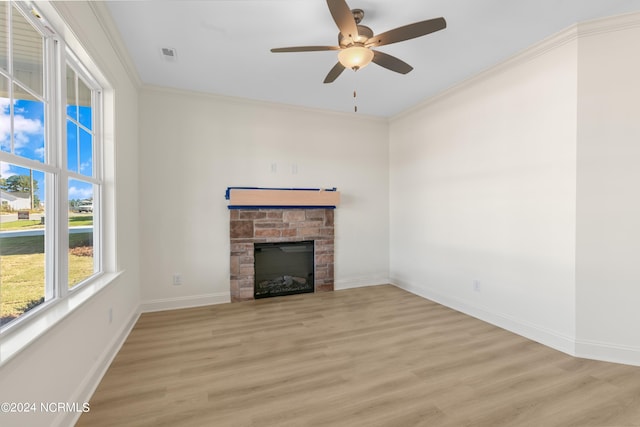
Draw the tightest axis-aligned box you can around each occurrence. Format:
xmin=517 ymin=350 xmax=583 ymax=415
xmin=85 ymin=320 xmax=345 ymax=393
xmin=226 ymin=187 xmax=340 ymax=209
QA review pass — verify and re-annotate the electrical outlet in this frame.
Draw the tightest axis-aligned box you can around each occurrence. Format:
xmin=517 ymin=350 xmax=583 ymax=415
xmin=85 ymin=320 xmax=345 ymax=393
xmin=473 ymin=280 xmax=481 ymax=292
xmin=173 ymin=273 xmax=183 ymax=286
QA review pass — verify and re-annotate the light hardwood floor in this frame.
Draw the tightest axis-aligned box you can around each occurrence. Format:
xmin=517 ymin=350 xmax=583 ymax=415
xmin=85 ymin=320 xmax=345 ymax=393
xmin=77 ymin=285 xmax=640 ymax=427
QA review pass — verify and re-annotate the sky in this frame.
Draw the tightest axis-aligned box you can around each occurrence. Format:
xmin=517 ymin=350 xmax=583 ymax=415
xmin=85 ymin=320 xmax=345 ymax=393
xmin=0 ymin=96 xmax=94 ymax=204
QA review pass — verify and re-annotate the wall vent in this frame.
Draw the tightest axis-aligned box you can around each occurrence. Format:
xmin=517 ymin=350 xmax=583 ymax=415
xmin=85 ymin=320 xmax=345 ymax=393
xmin=161 ymin=47 xmax=177 ymax=61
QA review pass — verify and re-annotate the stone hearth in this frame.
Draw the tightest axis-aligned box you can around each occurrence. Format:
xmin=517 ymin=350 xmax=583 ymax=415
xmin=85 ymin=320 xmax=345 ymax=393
xmin=230 ymin=209 xmax=334 ymax=302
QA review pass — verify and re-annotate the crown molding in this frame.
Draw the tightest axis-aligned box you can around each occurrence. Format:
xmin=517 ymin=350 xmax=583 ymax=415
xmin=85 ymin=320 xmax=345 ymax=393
xmin=391 ymin=25 xmax=579 ymax=123
xmin=86 ymin=1 xmax=142 ymax=89
xmin=391 ymin=11 xmax=640 ymax=123
xmin=576 ymin=9 xmax=640 ymax=38
xmin=141 ymin=83 xmax=389 ymax=124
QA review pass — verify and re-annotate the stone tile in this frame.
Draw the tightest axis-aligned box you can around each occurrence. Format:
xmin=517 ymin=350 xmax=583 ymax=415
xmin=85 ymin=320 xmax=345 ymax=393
xmin=315 ymin=244 xmax=334 ymax=254
xmin=230 ymin=244 xmax=253 ymax=257
xmin=239 ymin=255 xmax=254 ymax=264
xmin=230 ymin=256 xmax=240 ymax=275
xmin=299 ymin=227 xmax=320 ymax=237
xmin=316 ymin=254 xmax=334 ymax=264
xmin=287 ymin=221 xmax=320 ymax=229
xmin=230 ymin=220 xmax=253 ymax=239
xmin=239 ymin=211 xmax=267 ymax=220
xmin=230 ymin=282 xmax=241 ymax=302
xmin=318 ymin=227 xmax=334 ymax=236
xmin=316 ymin=283 xmax=334 ymax=292
xmin=267 ymin=211 xmax=284 ymax=219
xmin=300 ymin=220 xmax=324 ymax=228
xmin=240 ymin=265 xmax=254 ymax=276
xmin=254 ymin=222 xmax=285 ymax=229
xmin=239 ymin=278 xmax=254 ymax=288
xmin=325 ymin=209 xmax=334 ymax=226
xmin=281 ymin=228 xmax=298 ymax=237
xmin=315 ymin=239 xmax=334 ymax=246
xmin=305 ymin=209 xmax=326 ymax=220
xmin=239 ymin=288 xmax=254 ymax=300
xmin=315 ymin=269 xmax=328 ymax=280
xmin=283 ymin=210 xmax=306 ymax=223
xmin=255 ymin=228 xmax=282 ymax=238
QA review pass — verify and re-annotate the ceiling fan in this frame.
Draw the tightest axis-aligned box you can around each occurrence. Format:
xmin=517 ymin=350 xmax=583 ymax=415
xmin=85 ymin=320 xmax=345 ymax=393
xmin=270 ymin=0 xmax=447 ymax=83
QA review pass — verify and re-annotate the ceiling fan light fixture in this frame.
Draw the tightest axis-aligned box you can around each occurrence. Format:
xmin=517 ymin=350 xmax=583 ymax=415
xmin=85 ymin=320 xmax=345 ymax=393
xmin=270 ymin=0 xmax=447 ymax=83
xmin=338 ymin=45 xmax=374 ymax=71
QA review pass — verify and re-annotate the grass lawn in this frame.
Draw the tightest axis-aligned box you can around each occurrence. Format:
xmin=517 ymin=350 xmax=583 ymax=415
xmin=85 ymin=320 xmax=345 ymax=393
xmin=69 ymin=215 xmax=94 ymax=227
xmin=1 ymin=217 xmax=95 ymax=325
xmin=0 ymin=214 xmax=93 ymax=231
xmin=0 ymin=219 xmax=43 ymax=230
xmin=0 ymin=251 xmax=94 ymax=324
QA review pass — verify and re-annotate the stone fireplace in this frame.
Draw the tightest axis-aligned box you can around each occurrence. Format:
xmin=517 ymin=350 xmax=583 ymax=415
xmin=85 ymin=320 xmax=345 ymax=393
xmin=229 ymin=209 xmax=334 ymax=302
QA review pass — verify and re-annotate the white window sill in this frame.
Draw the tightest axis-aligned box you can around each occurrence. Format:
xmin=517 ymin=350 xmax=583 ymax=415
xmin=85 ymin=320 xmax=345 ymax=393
xmin=0 ymin=271 xmax=122 ymax=367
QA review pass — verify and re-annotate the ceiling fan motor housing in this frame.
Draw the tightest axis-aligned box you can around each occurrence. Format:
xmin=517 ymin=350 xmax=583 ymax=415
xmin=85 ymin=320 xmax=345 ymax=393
xmin=339 ymin=25 xmax=373 ymax=47
xmin=352 ymin=8 xmax=364 ymax=24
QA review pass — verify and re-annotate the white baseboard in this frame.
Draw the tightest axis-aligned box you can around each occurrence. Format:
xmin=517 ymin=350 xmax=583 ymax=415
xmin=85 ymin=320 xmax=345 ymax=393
xmin=140 ymin=292 xmax=230 ymax=313
xmin=390 ymin=279 xmax=576 ymax=357
xmin=334 ymin=275 xmax=390 ymax=290
xmin=575 ymin=339 xmax=640 ymax=367
xmin=60 ymin=305 xmax=140 ymax=427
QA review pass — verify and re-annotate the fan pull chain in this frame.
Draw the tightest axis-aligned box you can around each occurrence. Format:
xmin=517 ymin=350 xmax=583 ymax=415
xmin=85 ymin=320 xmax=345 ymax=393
xmin=353 ymin=89 xmax=358 ymax=113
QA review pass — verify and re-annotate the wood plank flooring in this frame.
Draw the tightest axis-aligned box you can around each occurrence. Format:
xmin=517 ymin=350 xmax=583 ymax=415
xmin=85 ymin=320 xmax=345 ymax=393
xmin=77 ymin=285 xmax=640 ymax=427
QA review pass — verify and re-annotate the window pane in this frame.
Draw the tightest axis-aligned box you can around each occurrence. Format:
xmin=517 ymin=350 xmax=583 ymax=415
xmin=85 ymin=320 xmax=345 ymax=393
xmin=67 ymin=119 xmax=78 ymax=172
xmin=78 ymin=77 xmax=92 ymax=130
xmin=66 ymin=64 xmax=77 ymax=119
xmin=11 ymin=5 xmax=43 ymax=96
xmin=68 ymin=179 xmax=95 ymax=288
xmin=0 ymin=162 xmax=47 ymax=328
xmin=13 ymin=83 xmax=45 ymax=162
xmin=79 ymin=128 xmax=92 ymax=176
xmin=0 ymin=4 xmax=7 ymax=72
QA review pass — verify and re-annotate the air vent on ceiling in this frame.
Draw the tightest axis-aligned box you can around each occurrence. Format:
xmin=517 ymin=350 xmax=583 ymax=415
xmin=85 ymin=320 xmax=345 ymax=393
xmin=161 ymin=47 xmax=177 ymax=62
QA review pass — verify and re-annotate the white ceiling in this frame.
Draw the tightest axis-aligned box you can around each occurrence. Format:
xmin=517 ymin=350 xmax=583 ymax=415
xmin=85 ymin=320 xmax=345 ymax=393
xmin=103 ymin=0 xmax=640 ymax=117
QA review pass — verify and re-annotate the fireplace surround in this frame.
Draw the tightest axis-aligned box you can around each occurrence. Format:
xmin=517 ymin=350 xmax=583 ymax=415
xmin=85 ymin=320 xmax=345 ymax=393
xmin=229 ymin=208 xmax=334 ymax=302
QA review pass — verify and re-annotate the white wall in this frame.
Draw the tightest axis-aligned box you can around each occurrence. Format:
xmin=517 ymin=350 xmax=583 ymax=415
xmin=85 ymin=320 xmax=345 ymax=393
xmin=575 ymin=14 xmax=640 ymax=364
xmin=389 ymin=12 xmax=640 ymax=365
xmin=138 ymin=88 xmax=389 ymax=310
xmin=389 ymin=31 xmax=579 ymax=353
xmin=0 ymin=3 xmax=141 ymax=427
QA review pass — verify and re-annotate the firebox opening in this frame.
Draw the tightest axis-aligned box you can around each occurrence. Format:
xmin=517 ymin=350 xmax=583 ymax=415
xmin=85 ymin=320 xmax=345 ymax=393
xmin=254 ymin=240 xmax=314 ymax=299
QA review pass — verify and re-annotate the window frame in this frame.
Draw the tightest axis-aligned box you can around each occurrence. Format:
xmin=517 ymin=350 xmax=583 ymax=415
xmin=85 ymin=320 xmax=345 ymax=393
xmin=0 ymin=1 xmax=105 ymax=334
xmin=63 ymin=51 xmax=104 ymax=294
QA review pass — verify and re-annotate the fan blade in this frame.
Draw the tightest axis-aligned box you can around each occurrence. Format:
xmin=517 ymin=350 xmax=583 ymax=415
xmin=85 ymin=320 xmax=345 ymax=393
xmin=372 ymin=50 xmax=413 ymax=74
xmin=324 ymin=62 xmax=346 ymax=84
xmin=327 ymin=0 xmax=358 ymax=40
xmin=271 ymin=46 xmax=340 ymax=53
xmin=367 ymin=17 xmax=446 ymax=47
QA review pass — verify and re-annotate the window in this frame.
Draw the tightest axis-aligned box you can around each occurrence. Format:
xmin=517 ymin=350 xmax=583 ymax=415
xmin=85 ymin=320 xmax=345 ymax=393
xmin=0 ymin=2 xmax=103 ymax=330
